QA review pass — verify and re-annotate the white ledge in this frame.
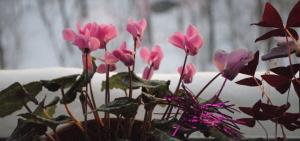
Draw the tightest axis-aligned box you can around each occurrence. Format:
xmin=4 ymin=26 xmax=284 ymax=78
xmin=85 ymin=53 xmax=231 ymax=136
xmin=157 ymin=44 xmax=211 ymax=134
xmin=0 ymin=67 xmax=299 ymax=138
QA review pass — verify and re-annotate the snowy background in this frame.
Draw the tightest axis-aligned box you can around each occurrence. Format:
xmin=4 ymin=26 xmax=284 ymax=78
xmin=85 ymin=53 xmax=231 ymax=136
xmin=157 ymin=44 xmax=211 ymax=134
xmin=0 ymin=0 xmax=299 ymax=72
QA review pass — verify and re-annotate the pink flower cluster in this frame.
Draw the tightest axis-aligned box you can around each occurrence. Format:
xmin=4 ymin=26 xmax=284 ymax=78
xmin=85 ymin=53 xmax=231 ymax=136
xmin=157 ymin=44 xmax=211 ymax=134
xmin=63 ymin=18 xmax=206 ymax=83
xmin=62 ymin=18 xmax=149 ymax=74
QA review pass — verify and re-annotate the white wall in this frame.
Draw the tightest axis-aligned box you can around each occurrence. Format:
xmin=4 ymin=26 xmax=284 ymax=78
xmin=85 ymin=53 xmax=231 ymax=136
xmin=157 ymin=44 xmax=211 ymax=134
xmin=0 ymin=68 xmax=299 ymax=138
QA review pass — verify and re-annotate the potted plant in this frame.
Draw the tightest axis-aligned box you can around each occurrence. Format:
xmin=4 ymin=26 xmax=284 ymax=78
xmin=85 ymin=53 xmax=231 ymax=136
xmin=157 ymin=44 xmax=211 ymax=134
xmin=1 ymin=1 xmax=300 ymax=141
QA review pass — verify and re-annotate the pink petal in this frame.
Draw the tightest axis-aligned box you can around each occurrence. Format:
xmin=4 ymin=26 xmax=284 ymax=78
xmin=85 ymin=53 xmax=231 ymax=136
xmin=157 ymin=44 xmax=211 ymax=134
xmin=113 ymin=43 xmax=134 ymax=67
xmin=213 ymin=50 xmax=228 ymax=72
xmin=108 ymin=64 xmax=117 ymax=72
xmin=101 ymin=51 xmax=119 ymax=64
xmin=120 ymin=41 xmax=127 ymax=50
xmin=183 ymin=64 xmax=196 ymax=83
xmin=186 ymin=24 xmax=198 ymax=37
xmin=177 ymin=65 xmax=185 ymax=75
xmin=103 ymin=24 xmax=118 ymax=42
xmin=63 ymin=28 xmax=76 ymax=42
xmin=98 ymin=24 xmax=118 ymax=46
xmin=97 ymin=64 xmax=116 ymax=74
xmin=73 ymin=35 xmax=87 ymax=50
xmin=138 ymin=18 xmax=147 ymax=35
xmin=151 ymin=45 xmax=164 ymax=70
xmin=140 ymin=47 xmax=150 ymax=62
xmin=186 ymin=34 xmax=204 ymax=56
xmin=169 ymin=32 xmax=185 ymax=49
xmin=96 ymin=64 xmax=106 ymax=73
xmin=224 ymin=48 xmax=254 ymax=80
xmin=88 ymin=37 xmax=100 ymax=51
xmin=126 ymin=18 xmax=139 ymax=38
xmin=142 ymin=66 xmax=154 ymax=80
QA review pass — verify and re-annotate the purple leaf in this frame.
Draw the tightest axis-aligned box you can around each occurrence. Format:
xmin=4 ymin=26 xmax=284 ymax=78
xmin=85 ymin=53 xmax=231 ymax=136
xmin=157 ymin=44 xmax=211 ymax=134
xmin=261 ymin=74 xmax=291 ymax=94
xmin=240 ymin=51 xmax=259 ymax=76
xmin=236 ymin=77 xmax=261 ymax=87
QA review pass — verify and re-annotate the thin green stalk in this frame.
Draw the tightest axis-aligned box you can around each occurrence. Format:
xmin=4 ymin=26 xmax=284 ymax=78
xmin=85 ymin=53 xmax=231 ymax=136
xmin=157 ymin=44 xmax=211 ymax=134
xmin=195 ymin=72 xmax=221 ymax=99
xmin=128 ymin=67 xmax=133 ymax=98
xmin=165 ymin=53 xmax=188 ymax=119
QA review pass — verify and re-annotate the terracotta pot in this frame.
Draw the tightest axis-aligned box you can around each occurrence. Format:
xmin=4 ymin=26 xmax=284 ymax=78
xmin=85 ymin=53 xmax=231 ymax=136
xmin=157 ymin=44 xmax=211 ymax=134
xmin=44 ymin=118 xmax=152 ymax=141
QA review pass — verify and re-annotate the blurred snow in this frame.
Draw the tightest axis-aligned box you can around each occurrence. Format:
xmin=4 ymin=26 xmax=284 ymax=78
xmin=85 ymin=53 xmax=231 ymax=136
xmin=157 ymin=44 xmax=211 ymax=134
xmin=0 ymin=0 xmax=299 ymax=72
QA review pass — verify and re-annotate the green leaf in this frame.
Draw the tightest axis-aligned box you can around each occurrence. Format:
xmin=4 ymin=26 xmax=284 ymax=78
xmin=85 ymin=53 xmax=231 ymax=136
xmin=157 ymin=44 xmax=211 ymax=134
xmin=60 ymin=71 xmax=93 ymax=104
xmin=149 ymin=128 xmax=181 ymax=141
xmin=208 ymin=128 xmax=231 ymax=141
xmin=19 ymin=113 xmax=71 ymax=130
xmin=41 ymin=74 xmax=79 ymax=92
xmin=102 ymin=72 xmax=170 ymax=98
xmin=96 ymin=97 xmax=139 ymax=118
xmin=45 ymin=96 xmax=60 ymax=108
xmin=33 ymin=98 xmax=56 ymax=119
xmin=0 ymin=82 xmax=42 ymax=117
xmin=6 ymin=118 xmax=47 ymax=141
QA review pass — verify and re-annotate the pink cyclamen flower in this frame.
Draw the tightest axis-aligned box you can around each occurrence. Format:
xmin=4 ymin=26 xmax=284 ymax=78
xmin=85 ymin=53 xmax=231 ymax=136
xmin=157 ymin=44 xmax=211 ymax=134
xmin=169 ymin=24 xmax=204 ymax=56
xmin=112 ymin=42 xmax=134 ymax=67
xmin=213 ymin=48 xmax=254 ymax=80
xmin=97 ymin=51 xmax=119 ymax=74
xmin=126 ymin=17 xmax=147 ymax=48
xmin=140 ymin=45 xmax=164 ymax=70
xmin=63 ymin=22 xmax=101 ymax=73
xmin=96 ymin=24 xmax=118 ymax=49
xmin=177 ymin=64 xmax=197 ymax=84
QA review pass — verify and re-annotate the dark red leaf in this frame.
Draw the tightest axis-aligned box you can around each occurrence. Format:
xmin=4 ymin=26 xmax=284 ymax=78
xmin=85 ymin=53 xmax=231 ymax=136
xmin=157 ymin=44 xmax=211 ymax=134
xmin=292 ymin=79 xmax=300 ymax=99
xmin=240 ymin=51 xmax=259 ymax=76
xmin=270 ymin=64 xmax=300 ymax=78
xmin=252 ymin=2 xmax=283 ymax=28
xmin=255 ymin=29 xmax=285 ymax=42
xmin=261 ymin=74 xmax=291 ymax=94
xmin=236 ymin=118 xmax=256 ymax=127
xmin=239 ymin=107 xmax=253 ymax=116
xmin=260 ymin=102 xmax=289 ymax=117
xmin=287 ymin=0 xmax=300 ymax=28
xmin=284 ymin=124 xmax=299 ymax=131
xmin=278 ymin=113 xmax=300 ymax=124
xmin=236 ymin=77 xmax=261 ymax=87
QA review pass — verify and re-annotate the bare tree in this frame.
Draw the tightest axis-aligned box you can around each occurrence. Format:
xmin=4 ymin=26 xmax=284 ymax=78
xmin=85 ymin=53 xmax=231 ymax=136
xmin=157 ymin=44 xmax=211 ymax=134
xmin=37 ymin=0 xmax=65 ymax=66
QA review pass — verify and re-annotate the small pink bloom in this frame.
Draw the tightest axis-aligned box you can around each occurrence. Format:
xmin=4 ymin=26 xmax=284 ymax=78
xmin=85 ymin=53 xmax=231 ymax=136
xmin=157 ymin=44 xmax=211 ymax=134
xmin=127 ymin=17 xmax=147 ymax=48
xmin=169 ymin=24 xmax=204 ymax=56
xmin=99 ymin=51 xmax=119 ymax=65
xmin=177 ymin=64 xmax=197 ymax=84
xmin=140 ymin=45 xmax=164 ymax=70
xmin=213 ymin=48 xmax=254 ymax=80
xmin=142 ymin=66 xmax=154 ymax=80
xmin=112 ymin=42 xmax=134 ymax=67
xmin=63 ymin=22 xmax=100 ymax=53
xmin=97 ymin=64 xmax=116 ymax=74
xmin=97 ymin=24 xmax=118 ymax=49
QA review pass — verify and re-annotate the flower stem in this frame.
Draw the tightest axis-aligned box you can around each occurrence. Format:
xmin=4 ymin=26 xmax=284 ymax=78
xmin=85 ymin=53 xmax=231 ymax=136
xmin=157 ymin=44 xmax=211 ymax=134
xmin=145 ymin=63 xmax=153 ymax=80
xmin=23 ymin=103 xmax=32 ymax=113
xmin=175 ymin=53 xmax=188 ymax=93
xmin=195 ymin=72 xmax=221 ymax=99
xmin=165 ymin=53 xmax=188 ymax=120
xmin=214 ymin=78 xmax=227 ymax=100
xmin=88 ymin=83 xmax=104 ymax=127
xmin=128 ymin=67 xmax=133 ymax=98
xmin=257 ymin=120 xmax=268 ymax=141
xmin=132 ymin=38 xmax=137 ymax=71
xmin=60 ymin=88 xmax=84 ymax=132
